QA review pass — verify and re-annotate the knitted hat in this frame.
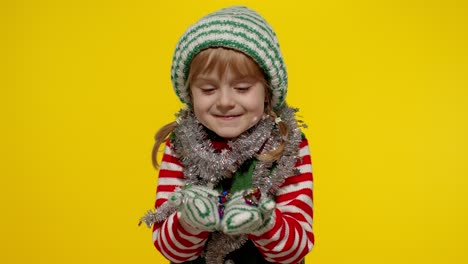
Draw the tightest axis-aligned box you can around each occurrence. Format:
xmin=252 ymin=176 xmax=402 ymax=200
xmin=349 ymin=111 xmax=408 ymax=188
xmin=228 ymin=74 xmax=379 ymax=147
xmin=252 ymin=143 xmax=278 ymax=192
xmin=171 ymin=6 xmax=288 ymax=110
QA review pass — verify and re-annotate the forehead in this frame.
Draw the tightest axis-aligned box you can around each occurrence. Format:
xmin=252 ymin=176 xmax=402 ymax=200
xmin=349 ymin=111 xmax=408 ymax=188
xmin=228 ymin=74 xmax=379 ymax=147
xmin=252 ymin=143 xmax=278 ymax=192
xmin=188 ymin=48 xmax=266 ymax=83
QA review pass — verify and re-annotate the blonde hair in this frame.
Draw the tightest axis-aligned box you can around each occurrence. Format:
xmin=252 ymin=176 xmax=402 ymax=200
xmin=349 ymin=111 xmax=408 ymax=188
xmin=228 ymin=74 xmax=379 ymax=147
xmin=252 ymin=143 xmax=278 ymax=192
xmin=152 ymin=48 xmax=288 ymax=168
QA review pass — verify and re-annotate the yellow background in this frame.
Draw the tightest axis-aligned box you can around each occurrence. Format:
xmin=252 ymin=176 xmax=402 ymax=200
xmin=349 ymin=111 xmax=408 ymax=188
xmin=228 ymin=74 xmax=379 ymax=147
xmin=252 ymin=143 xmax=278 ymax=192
xmin=2 ymin=0 xmax=467 ymax=263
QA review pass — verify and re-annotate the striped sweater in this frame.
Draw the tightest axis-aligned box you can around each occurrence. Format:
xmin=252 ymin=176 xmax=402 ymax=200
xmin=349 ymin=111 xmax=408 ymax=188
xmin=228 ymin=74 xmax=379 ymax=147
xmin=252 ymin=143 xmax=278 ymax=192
xmin=152 ymin=137 xmax=314 ymax=264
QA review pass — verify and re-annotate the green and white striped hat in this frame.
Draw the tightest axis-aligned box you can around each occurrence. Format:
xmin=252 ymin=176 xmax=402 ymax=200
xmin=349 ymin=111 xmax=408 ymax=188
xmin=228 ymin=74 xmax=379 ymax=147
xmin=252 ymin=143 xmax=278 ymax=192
xmin=171 ymin=6 xmax=288 ymax=110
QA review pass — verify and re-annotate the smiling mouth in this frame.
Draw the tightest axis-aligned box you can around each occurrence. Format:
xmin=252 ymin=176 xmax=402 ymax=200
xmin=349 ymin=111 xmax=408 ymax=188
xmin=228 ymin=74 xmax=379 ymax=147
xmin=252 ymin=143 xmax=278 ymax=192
xmin=214 ymin=114 xmax=242 ymax=120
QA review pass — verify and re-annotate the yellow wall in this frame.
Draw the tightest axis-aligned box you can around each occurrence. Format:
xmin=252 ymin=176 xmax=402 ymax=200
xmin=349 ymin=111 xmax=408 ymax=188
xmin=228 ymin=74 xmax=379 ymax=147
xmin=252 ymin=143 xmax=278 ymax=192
xmin=2 ymin=0 xmax=467 ymax=263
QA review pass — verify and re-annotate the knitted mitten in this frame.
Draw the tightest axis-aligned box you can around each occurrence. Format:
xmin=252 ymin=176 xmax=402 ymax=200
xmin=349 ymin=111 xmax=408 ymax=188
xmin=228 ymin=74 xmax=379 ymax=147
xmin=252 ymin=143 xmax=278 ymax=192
xmin=221 ymin=189 xmax=276 ymax=236
xmin=169 ymin=185 xmax=221 ymax=232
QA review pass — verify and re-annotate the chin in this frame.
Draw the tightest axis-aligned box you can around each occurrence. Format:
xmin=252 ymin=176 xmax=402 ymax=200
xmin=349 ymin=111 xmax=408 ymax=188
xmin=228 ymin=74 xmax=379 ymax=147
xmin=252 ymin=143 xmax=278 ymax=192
xmin=212 ymin=129 xmax=242 ymax=139
xmin=216 ymin=132 xmax=240 ymax=139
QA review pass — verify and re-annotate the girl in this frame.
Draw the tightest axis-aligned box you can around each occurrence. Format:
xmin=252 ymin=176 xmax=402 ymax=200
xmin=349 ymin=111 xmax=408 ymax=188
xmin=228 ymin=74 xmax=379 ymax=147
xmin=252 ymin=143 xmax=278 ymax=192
xmin=141 ymin=6 xmax=314 ymax=264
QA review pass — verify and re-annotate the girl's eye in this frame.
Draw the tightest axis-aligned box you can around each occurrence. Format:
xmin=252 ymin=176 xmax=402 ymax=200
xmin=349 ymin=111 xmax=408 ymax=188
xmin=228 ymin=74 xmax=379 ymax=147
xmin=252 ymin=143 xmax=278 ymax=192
xmin=235 ymin=85 xmax=252 ymax=92
xmin=199 ymin=86 xmax=216 ymax=94
xmin=202 ymin=89 xmax=215 ymax=94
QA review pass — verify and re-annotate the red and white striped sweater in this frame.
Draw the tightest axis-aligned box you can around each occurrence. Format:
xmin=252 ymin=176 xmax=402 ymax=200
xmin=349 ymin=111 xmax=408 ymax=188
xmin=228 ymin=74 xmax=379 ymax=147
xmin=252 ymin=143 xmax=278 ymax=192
xmin=152 ymin=137 xmax=314 ymax=264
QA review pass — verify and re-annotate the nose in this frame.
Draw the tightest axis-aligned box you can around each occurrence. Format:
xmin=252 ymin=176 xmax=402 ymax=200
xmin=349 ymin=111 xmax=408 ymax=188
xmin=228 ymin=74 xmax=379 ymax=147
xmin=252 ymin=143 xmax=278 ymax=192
xmin=216 ymin=88 xmax=235 ymax=109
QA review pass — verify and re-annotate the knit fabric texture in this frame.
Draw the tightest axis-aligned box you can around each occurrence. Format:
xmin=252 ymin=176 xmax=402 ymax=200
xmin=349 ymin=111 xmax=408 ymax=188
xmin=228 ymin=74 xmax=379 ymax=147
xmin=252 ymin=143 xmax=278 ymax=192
xmin=170 ymin=6 xmax=288 ymax=110
xmin=169 ymin=186 xmax=221 ymax=232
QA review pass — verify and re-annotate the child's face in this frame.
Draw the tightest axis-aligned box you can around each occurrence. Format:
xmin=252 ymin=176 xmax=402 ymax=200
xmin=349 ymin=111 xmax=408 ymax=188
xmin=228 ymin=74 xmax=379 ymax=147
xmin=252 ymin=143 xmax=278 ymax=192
xmin=191 ymin=66 xmax=266 ymax=139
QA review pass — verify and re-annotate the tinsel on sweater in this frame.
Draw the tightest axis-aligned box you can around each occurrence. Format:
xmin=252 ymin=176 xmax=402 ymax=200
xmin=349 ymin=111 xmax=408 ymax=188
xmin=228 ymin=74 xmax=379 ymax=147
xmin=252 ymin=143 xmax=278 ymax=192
xmin=141 ymin=105 xmax=306 ymax=264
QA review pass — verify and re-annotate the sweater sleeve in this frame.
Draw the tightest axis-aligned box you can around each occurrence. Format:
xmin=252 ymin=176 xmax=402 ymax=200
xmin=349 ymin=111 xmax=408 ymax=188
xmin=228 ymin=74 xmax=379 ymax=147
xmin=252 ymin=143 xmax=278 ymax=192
xmin=249 ymin=137 xmax=315 ymax=264
xmin=152 ymin=139 xmax=210 ymax=263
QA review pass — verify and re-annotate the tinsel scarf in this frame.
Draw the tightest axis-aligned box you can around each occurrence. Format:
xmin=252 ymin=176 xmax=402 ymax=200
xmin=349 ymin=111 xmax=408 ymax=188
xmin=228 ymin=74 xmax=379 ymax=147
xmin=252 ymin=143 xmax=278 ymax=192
xmin=173 ymin=108 xmax=274 ymax=188
xmin=140 ymin=105 xmax=305 ymax=264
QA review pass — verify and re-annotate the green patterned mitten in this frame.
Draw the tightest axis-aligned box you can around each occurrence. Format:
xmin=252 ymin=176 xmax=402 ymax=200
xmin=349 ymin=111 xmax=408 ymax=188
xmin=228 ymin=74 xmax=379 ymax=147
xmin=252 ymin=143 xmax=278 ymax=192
xmin=221 ymin=189 xmax=276 ymax=236
xmin=169 ymin=185 xmax=220 ymax=232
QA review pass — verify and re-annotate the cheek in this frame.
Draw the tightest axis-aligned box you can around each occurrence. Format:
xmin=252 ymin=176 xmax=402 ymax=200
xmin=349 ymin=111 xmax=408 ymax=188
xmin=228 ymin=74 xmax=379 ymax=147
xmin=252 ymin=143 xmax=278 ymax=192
xmin=250 ymin=115 xmax=261 ymax=125
xmin=248 ymin=90 xmax=266 ymax=114
xmin=248 ymin=99 xmax=265 ymax=125
xmin=192 ymin=93 xmax=209 ymax=111
xmin=192 ymin=96 xmax=214 ymax=128
xmin=192 ymin=101 xmax=206 ymax=121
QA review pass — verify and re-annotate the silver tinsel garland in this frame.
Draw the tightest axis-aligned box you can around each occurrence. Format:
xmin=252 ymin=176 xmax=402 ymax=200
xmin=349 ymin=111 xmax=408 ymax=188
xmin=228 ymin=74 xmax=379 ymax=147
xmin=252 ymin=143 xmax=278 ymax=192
xmin=140 ymin=105 xmax=306 ymax=264
xmin=172 ymin=108 xmax=275 ymax=187
xmin=204 ymin=233 xmax=249 ymax=263
xmin=139 ymin=202 xmax=177 ymax=228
